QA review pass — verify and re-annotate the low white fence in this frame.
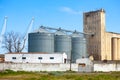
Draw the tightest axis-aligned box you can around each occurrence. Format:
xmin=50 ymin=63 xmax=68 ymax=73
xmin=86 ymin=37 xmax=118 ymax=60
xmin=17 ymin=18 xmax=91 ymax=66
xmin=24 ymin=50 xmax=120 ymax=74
xmin=94 ymin=63 xmax=120 ymax=72
xmin=1 ymin=62 xmax=120 ymax=72
xmin=0 ymin=63 xmax=78 ymax=71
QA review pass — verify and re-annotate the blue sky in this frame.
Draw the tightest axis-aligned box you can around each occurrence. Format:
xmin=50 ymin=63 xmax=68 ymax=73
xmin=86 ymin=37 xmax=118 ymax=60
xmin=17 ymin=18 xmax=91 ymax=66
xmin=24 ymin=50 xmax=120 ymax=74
xmin=0 ymin=0 xmax=120 ymax=34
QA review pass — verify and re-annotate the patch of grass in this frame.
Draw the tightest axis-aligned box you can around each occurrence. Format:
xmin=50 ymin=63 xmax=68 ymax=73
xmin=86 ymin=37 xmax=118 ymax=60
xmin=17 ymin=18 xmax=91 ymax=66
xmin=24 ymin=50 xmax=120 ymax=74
xmin=0 ymin=70 xmax=120 ymax=80
xmin=0 ymin=69 xmax=15 ymax=75
xmin=0 ymin=69 xmax=32 ymax=76
xmin=75 ymin=77 xmax=83 ymax=80
xmin=65 ymin=70 xmax=76 ymax=73
xmin=48 ymin=71 xmax=63 ymax=76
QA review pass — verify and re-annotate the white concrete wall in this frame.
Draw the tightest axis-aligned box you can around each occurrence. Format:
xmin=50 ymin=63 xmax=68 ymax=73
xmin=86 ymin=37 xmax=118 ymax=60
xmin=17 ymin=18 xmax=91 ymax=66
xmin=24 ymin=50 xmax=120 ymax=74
xmin=94 ymin=63 xmax=120 ymax=72
xmin=0 ymin=63 xmax=78 ymax=71
xmin=2 ymin=60 xmax=120 ymax=72
xmin=5 ymin=53 xmax=67 ymax=63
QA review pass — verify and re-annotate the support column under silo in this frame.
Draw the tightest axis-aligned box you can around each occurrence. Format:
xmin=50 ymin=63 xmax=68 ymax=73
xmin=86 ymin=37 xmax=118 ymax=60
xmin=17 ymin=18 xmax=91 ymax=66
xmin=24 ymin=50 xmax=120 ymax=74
xmin=117 ymin=38 xmax=120 ymax=60
xmin=112 ymin=38 xmax=118 ymax=60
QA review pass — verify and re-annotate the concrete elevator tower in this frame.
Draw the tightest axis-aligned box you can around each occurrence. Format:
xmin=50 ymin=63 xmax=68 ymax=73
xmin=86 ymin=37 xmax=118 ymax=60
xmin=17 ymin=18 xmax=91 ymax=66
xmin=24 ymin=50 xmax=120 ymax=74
xmin=83 ymin=9 xmax=120 ymax=61
xmin=83 ymin=9 xmax=106 ymax=60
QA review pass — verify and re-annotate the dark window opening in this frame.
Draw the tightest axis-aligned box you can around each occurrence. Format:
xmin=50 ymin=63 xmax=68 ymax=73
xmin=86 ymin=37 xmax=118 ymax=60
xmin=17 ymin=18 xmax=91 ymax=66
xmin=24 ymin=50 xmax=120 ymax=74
xmin=64 ymin=59 xmax=67 ymax=63
xmin=78 ymin=63 xmax=86 ymax=67
xmin=38 ymin=57 xmax=42 ymax=60
xmin=50 ymin=57 xmax=54 ymax=59
xmin=12 ymin=57 xmax=16 ymax=59
xmin=22 ymin=57 xmax=26 ymax=59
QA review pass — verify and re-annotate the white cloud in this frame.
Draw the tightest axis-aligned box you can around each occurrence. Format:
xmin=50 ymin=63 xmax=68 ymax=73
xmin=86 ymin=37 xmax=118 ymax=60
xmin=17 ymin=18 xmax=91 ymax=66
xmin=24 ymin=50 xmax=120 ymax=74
xmin=60 ymin=7 xmax=81 ymax=15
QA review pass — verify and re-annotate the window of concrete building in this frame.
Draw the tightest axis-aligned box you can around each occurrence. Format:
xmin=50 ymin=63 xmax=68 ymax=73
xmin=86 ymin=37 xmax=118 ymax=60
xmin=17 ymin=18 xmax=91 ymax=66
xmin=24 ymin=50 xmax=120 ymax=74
xmin=78 ymin=63 xmax=86 ymax=67
xmin=22 ymin=57 xmax=26 ymax=59
xmin=50 ymin=57 xmax=54 ymax=59
xmin=12 ymin=57 xmax=16 ymax=59
xmin=38 ymin=57 xmax=42 ymax=60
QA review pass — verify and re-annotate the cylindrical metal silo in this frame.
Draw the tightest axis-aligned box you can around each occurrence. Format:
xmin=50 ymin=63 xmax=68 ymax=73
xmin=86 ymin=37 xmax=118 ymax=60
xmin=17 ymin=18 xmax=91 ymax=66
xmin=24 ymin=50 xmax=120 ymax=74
xmin=28 ymin=28 xmax=54 ymax=53
xmin=71 ymin=32 xmax=87 ymax=63
xmin=54 ymin=30 xmax=71 ymax=61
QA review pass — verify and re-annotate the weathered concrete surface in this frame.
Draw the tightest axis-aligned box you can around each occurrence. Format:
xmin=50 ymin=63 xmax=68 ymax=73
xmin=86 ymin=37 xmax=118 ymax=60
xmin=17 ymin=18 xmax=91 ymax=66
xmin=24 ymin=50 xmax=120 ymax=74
xmin=0 ymin=63 xmax=78 ymax=71
xmin=1 ymin=62 xmax=120 ymax=72
xmin=94 ymin=63 xmax=120 ymax=72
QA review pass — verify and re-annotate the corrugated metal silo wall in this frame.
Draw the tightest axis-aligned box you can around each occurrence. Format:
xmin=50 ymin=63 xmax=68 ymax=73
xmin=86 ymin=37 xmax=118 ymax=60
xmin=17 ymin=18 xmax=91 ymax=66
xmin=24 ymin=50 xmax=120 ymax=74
xmin=28 ymin=33 xmax=54 ymax=53
xmin=54 ymin=35 xmax=71 ymax=60
xmin=71 ymin=37 xmax=87 ymax=63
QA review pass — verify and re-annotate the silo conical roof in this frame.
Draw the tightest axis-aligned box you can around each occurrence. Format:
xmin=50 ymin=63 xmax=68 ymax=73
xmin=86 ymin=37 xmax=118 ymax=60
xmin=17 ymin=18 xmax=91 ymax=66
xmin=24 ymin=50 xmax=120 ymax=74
xmin=71 ymin=32 xmax=83 ymax=37
xmin=33 ymin=28 xmax=49 ymax=33
xmin=54 ymin=30 xmax=66 ymax=35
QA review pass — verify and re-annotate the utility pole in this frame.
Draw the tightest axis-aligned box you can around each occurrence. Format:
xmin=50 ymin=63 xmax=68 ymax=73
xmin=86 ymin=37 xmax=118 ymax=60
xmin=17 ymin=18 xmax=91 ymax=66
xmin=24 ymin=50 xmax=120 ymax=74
xmin=69 ymin=50 xmax=72 ymax=71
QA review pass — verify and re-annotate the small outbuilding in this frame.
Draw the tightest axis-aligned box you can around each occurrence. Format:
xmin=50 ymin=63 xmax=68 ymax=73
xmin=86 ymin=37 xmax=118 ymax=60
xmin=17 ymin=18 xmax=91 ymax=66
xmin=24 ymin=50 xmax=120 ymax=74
xmin=76 ymin=58 xmax=93 ymax=72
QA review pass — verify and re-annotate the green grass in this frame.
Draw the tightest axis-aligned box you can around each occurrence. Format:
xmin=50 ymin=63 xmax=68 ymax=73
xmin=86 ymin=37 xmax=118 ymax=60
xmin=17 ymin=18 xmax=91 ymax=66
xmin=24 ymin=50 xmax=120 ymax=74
xmin=0 ymin=70 xmax=120 ymax=80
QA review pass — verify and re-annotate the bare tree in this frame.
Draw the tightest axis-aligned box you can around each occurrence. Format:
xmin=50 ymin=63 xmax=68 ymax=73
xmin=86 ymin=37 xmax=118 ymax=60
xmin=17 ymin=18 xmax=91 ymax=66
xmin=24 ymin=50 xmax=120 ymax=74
xmin=3 ymin=31 xmax=26 ymax=53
